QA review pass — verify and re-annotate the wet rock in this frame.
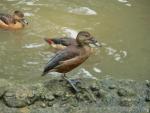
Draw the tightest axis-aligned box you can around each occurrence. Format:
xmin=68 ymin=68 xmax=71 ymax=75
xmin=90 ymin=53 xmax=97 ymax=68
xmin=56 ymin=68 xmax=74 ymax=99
xmin=119 ymin=97 xmax=135 ymax=107
xmin=40 ymin=102 xmax=47 ymax=108
xmin=0 ymin=78 xmax=149 ymax=113
xmin=146 ymin=80 xmax=150 ymax=88
xmin=53 ymin=91 xmax=64 ymax=98
xmin=99 ymin=78 xmax=117 ymax=89
xmin=95 ymin=89 xmax=107 ymax=98
xmin=108 ymin=85 xmax=117 ymax=89
xmin=145 ymin=89 xmax=150 ymax=102
xmin=0 ymin=79 xmax=10 ymax=98
xmin=41 ymin=91 xmax=54 ymax=101
xmin=3 ymin=86 xmax=37 ymax=108
xmin=118 ymin=88 xmax=127 ymax=96
xmin=101 ymin=93 xmax=119 ymax=106
xmin=90 ymin=83 xmax=99 ymax=91
xmin=47 ymin=101 xmax=54 ymax=107
xmin=117 ymin=88 xmax=135 ymax=97
xmin=31 ymin=83 xmax=47 ymax=98
xmin=0 ymin=87 xmax=6 ymax=98
xmin=19 ymin=107 xmax=30 ymax=113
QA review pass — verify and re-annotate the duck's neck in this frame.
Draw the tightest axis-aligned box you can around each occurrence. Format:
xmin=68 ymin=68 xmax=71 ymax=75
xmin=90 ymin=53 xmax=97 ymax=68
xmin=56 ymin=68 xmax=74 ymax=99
xmin=79 ymin=45 xmax=92 ymax=59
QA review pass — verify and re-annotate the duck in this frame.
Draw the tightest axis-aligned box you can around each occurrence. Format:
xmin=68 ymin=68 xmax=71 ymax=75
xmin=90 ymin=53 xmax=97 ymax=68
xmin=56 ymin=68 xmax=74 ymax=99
xmin=44 ymin=37 xmax=77 ymax=50
xmin=42 ymin=31 xmax=101 ymax=92
xmin=0 ymin=10 xmax=28 ymax=30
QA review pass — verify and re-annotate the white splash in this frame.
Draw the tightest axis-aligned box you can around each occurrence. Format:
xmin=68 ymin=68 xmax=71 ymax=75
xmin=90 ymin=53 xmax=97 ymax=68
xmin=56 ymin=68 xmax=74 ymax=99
xmin=7 ymin=0 xmax=17 ymax=1
xmin=114 ymin=54 xmax=121 ymax=61
xmin=101 ymin=43 xmax=107 ymax=46
xmin=106 ymin=47 xmax=117 ymax=55
xmin=121 ymin=50 xmax=128 ymax=58
xmin=24 ymin=12 xmax=34 ymax=17
xmin=23 ymin=43 xmax=44 ymax=49
xmin=125 ymin=3 xmax=132 ymax=7
xmin=26 ymin=62 xmax=39 ymax=65
xmin=117 ymin=0 xmax=128 ymax=3
xmin=68 ymin=7 xmax=97 ymax=15
xmin=23 ymin=1 xmax=48 ymax=6
xmin=105 ymin=45 xmax=128 ymax=62
xmin=93 ymin=67 xmax=102 ymax=73
xmin=62 ymin=27 xmax=78 ymax=38
xmin=117 ymin=0 xmax=132 ymax=7
xmin=76 ymin=68 xmax=97 ymax=79
xmin=26 ymin=2 xmax=34 ymax=6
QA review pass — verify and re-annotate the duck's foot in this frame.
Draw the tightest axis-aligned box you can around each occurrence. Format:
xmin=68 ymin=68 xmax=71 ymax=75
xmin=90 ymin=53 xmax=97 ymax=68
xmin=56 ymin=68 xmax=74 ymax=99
xmin=69 ymin=78 xmax=81 ymax=85
xmin=62 ymin=75 xmax=80 ymax=93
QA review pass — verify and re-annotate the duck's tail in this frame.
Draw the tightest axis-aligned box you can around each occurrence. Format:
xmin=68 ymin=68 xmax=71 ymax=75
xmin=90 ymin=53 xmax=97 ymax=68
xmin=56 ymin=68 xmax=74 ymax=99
xmin=41 ymin=71 xmax=48 ymax=76
xmin=44 ymin=38 xmax=54 ymax=45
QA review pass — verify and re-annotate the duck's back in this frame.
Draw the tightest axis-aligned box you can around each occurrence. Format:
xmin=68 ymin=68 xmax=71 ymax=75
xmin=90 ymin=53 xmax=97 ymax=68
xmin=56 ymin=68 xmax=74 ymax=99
xmin=51 ymin=37 xmax=77 ymax=46
xmin=0 ymin=13 xmax=14 ymax=25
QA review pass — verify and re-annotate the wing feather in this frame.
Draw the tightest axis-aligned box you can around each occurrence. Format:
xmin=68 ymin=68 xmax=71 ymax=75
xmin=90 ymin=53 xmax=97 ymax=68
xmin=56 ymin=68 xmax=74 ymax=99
xmin=42 ymin=47 xmax=78 ymax=76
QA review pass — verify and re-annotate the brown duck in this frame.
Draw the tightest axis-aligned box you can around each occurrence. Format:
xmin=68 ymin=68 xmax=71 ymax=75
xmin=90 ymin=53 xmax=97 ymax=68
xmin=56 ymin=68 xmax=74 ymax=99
xmin=42 ymin=31 xmax=101 ymax=92
xmin=0 ymin=10 xmax=28 ymax=30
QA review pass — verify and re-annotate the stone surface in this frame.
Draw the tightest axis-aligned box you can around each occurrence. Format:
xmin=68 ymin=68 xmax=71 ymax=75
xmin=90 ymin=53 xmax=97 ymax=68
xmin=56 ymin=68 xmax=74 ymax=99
xmin=3 ymin=86 xmax=37 ymax=107
xmin=0 ymin=78 xmax=149 ymax=113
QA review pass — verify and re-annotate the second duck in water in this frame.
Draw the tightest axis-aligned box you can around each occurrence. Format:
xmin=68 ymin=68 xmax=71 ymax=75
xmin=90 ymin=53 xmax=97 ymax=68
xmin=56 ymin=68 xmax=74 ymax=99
xmin=44 ymin=37 xmax=77 ymax=50
xmin=0 ymin=10 xmax=28 ymax=30
xmin=42 ymin=31 xmax=101 ymax=92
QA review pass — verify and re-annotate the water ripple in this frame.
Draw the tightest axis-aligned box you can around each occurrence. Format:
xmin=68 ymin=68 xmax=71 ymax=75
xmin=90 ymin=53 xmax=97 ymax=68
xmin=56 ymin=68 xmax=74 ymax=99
xmin=23 ymin=43 xmax=45 ymax=49
xmin=75 ymin=68 xmax=97 ymax=79
xmin=117 ymin=0 xmax=132 ymax=7
xmin=105 ymin=46 xmax=128 ymax=62
xmin=67 ymin=7 xmax=97 ymax=15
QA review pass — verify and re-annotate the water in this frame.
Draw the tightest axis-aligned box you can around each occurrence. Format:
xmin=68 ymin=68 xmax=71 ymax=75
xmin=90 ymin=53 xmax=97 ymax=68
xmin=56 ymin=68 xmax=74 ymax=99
xmin=0 ymin=0 xmax=150 ymax=83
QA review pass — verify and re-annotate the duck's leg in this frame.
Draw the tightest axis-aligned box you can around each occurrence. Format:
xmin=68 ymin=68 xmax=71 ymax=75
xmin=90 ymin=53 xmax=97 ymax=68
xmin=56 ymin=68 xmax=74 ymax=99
xmin=62 ymin=73 xmax=80 ymax=92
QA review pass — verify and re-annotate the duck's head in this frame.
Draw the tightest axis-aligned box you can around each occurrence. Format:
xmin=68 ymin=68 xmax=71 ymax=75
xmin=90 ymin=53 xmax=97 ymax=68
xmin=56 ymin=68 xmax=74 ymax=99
xmin=13 ymin=10 xmax=28 ymax=25
xmin=76 ymin=31 xmax=101 ymax=47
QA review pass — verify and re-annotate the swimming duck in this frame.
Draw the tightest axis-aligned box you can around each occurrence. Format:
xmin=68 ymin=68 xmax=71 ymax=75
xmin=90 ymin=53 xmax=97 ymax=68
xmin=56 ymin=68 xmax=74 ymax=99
xmin=42 ymin=31 xmax=101 ymax=92
xmin=0 ymin=10 xmax=28 ymax=30
xmin=44 ymin=37 xmax=77 ymax=50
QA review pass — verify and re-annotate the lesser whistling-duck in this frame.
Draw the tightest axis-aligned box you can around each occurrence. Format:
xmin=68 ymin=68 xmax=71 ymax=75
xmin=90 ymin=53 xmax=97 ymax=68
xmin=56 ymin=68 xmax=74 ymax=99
xmin=0 ymin=10 xmax=28 ymax=30
xmin=44 ymin=37 xmax=77 ymax=50
xmin=42 ymin=31 xmax=101 ymax=92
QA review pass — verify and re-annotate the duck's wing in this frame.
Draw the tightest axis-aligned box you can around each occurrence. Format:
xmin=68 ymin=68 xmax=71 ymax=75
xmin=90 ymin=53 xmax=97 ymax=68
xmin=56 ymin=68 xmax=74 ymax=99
xmin=51 ymin=37 xmax=76 ymax=46
xmin=0 ymin=13 xmax=14 ymax=24
xmin=42 ymin=47 xmax=78 ymax=76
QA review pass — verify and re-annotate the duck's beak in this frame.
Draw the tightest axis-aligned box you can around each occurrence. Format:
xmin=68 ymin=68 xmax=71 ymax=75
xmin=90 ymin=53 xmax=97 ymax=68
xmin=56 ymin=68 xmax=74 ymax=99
xmin=89 ymin=38 xmax=102 ymax=47
xmin=22 ymin=19 xmax=28 ymax=25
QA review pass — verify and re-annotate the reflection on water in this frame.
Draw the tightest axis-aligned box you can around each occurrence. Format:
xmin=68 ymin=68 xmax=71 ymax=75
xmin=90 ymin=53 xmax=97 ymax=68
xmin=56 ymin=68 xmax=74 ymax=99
xmin=0 ymin=0 xmax=150 ymax=83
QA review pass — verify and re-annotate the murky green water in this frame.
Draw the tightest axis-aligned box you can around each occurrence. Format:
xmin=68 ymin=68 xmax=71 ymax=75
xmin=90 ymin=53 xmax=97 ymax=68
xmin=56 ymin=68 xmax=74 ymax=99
xmin=0 ymin=0 xmax=150 ymax=83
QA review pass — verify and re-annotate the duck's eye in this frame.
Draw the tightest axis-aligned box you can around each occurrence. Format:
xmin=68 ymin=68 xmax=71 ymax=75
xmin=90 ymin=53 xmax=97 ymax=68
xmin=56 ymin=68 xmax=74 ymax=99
xmin=84 ymin=34 xmax=89 ymax=37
